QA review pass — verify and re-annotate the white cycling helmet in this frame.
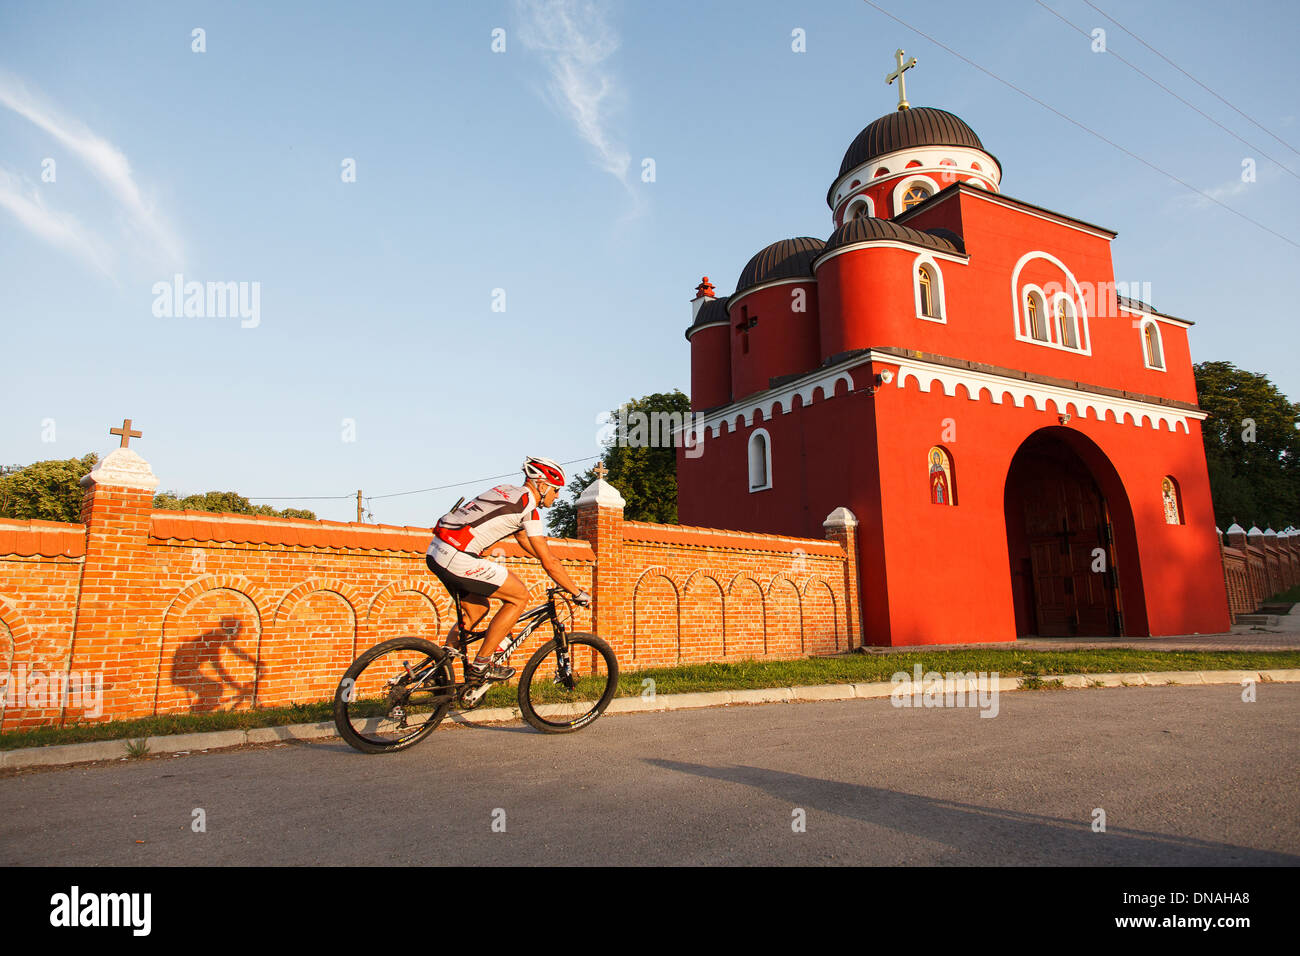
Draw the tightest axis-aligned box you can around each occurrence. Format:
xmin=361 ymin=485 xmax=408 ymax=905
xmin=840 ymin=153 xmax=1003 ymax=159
xmin=523 ymin=455 xmax=566 ymax=488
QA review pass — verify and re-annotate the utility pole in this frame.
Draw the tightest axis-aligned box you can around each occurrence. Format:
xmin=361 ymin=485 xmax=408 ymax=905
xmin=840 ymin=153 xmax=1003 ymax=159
xmin=357 ymin=490 xmax=363 ymax=523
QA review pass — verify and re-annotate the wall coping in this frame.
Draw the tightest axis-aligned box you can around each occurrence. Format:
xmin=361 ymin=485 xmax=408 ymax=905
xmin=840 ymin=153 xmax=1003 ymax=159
xmin=622 ymin=519 xmax=845 ymax=556
xmin=148 ymin=509 xmax=595 ymax=559
xmin=0 ymin=519 xmax=86 ymax=558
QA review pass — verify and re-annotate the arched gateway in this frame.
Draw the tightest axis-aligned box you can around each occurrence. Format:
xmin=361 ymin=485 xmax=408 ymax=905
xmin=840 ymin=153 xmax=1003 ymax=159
xmin=1003 ymin=428 xmax=1145 ymax=637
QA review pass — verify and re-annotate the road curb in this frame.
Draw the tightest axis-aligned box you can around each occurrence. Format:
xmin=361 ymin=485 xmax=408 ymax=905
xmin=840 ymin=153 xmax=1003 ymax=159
xmin=2 ymin=669 xmax=1293 ymax=770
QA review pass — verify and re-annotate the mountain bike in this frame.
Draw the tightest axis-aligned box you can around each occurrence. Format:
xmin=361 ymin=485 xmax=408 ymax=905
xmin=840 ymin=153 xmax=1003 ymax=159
xmin=333 ymin=587 xmax=619 ymax=753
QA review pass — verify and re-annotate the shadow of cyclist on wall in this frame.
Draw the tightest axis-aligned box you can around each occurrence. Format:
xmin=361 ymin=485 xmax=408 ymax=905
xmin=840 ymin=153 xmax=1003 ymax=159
xmin=169 ymin=615 xmax=262 ymax=713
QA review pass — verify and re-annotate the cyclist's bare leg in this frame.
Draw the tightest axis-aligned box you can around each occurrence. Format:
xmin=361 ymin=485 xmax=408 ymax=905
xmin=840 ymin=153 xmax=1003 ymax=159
xmin=476 ymin=572 xmax=529 ymax=661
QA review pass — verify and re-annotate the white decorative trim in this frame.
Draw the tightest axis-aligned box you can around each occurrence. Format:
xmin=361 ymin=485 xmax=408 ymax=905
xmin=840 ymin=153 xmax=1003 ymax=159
xmin=914 ymin=254 xmax=946 ymax=324
xmin=891 ymin=175 xmax=940 ymax=217
xmin=889 ymin=352 xmax=1202 ymax=433
xmin=844 ymin=193 xmax=876 ymax=223
xmin=1021 ymin=284 xmax=1050 ymax=342
xmin=1048 ymin=290 xmax=1081 ymax=350
xmin=748 ymin=429 xmax=773 ymax=492
xmin=1011 ymin=251 xmax=1092 ymax=355
xmin=1139 ymin=318 xmax=1166 ymax=371
xmin=687 ymin=365 xmax=857 ymax=439
xmin=831 ymin=144 xmax=1001 ymax=210
xmin=684 ymin=319 xmax=729 ymax=341
xmin=80 ymin=447 xmax=160 ymax=491
xmin=815 ymin=240 xmax=968 ymax=270
xmin=1117 ymin=304 xmax=1193 ymax=329
xmin=728 ymin=276 xmax=814 ymax=313
xmin=576 ymin=478 xmax=626 ymax=510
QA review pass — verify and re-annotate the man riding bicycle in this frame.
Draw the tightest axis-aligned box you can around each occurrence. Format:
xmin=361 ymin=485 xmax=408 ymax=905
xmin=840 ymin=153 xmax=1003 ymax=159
xmin=426 ymin=455 xmax=591 ymax=682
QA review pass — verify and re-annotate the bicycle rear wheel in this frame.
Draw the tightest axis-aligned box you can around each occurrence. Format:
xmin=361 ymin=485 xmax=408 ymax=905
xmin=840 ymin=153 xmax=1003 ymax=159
xmin=517 ymin=632 xmax=619 ymax=734
xmin=334 ymin=637 xmax=456 ymax=753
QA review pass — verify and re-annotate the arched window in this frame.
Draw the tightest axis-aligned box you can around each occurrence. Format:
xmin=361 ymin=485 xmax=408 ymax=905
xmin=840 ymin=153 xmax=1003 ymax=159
xmin=1026 ymin=291 xmax=1047 ymax=341
xmin=846 ymin=196 xmax=873 ymax=221
xmin=928 ymin=447 xmax=955 ymax=505
xmin=914 ymin=257 xmax=945 ymax=322
xmin=1143 ymin=321 xmax=1165 ymax=370
xmin=1161 ymin=476 xmax=1182 ymax=525
xmin=748 ymin=429 xmax=772 ymax=492
xmin=1055 ymin=297 xmax=1078 ymax=349
xmin=902 ymin=184 xmax=931 ymax=209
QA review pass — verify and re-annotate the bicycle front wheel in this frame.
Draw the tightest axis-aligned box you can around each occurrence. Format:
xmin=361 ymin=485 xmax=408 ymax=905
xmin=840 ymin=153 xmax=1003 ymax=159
xmin=334 ymin=637 xmax=456 ymax=753
xmin=517 ymin=632 xmax=619 ymax=733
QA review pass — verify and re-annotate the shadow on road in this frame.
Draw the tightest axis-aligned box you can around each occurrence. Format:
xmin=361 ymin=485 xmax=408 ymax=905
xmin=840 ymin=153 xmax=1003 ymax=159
xmin=647 ymin=758 xmax=1298 ymax=865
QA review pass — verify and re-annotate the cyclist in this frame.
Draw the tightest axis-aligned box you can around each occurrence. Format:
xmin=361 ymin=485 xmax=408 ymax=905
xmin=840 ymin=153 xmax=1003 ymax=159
xmin=426 ymin=456 xmax=590 ymax=682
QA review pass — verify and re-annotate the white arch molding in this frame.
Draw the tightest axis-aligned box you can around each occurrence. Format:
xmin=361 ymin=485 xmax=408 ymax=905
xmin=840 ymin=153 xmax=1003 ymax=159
xmin=1010 ymin=251 xmax=1092 ymax=355
xmin=748 ymin=428 xmax=773 ymax=492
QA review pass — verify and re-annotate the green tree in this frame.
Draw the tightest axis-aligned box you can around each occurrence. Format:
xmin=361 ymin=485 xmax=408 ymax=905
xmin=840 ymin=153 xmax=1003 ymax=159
xmin=152 ymin=490 xmax=316 ymax=520
xmin=548 ymin=390 xmax=690 ymax=538
xmin=1194 ymin=361 xmax=1300 ymax=529
xmin=0 ymin=454 xmax=98 ymax=522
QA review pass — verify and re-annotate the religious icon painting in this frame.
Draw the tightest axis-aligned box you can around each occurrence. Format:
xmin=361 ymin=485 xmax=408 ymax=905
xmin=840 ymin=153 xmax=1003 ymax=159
xmin=928 ymin=446 xmax=955 ymax=505
xmin=1162 ymin=476 xmax=1182 ymax=525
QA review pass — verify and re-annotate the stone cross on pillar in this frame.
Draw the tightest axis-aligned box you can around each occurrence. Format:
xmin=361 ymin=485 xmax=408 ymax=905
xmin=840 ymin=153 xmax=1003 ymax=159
xmin=109 ymin=418 xmax=142 ymax=448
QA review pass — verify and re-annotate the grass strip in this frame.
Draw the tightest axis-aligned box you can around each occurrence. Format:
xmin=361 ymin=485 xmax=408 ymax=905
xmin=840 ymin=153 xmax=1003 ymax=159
xmin=4 ymin=648 xmax=1298 ymax=751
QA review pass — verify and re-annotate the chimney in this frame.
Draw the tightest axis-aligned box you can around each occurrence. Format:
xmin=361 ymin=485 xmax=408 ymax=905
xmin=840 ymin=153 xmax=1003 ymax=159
xmin=690 ymin=276 xmax=717 ymax=322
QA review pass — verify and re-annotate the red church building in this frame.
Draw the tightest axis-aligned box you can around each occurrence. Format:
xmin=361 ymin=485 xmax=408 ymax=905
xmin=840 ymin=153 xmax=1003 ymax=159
xmin=677 ymin=71 xmax=1231 ymax=645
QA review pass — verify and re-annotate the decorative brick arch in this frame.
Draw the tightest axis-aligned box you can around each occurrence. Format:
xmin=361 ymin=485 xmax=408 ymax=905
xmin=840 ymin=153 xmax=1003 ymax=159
xmin=632 ymin=566 xmax=679 ymax=661
xmin=681 ymin=570 xmax=726 ymax=661
xmin=367 ymin=578 xmax=449 ymax=629
xmin=800 ymin=578 xmax=841 ymax=652
xmin=725 ymin=572 xmax=768 ymax=657
xmin=273 ymin=578 xmax=362 ymax=627
xmin=156 ymin=580 xmax=266 ymax=717
xmin=163 ymin=575 xmax=270 ymax=635
xmin=0 ymin=595 xmax=34 ymax=658
xmin=765 ymin=572 xmax=804 ymax=655
xmin=682 ymin=568 xmax=726 ymax=598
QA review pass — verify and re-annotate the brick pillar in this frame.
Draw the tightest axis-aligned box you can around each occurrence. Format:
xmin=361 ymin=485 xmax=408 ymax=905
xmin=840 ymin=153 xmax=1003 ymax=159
xmin=823 ymin=507 xmax=862 ymax=651
xmin=69 ymin=448 xmax=160 ymax=723
xmin=575 ymin=477 xmax=626 ymax=658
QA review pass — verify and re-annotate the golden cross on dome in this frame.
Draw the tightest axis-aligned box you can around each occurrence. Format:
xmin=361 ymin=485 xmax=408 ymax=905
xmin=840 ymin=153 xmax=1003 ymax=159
xmin=109 ymin=418 xmax=142 ymax=448
xmin=886 ymin=48 xmax=918 ymax=111
xmin=592 ymin=462 xmax=609 ymax=481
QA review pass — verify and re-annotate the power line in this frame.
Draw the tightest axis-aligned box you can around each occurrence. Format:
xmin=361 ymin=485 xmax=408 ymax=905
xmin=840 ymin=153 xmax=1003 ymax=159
xmin=1034 ymin=0 xmax=1298 ymax=181
xmin=857 ymin=0 xmax=1299 ymax=249
xmin=1080 ymin=0 xmax=1300 ymax=158
xmin=248 ymin=454 xmax=601 ymax=504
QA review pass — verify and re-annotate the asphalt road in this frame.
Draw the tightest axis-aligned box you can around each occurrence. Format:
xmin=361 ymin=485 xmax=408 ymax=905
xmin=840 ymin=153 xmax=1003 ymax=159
xmin=2 ymin=684 xmax=1297 ymax=866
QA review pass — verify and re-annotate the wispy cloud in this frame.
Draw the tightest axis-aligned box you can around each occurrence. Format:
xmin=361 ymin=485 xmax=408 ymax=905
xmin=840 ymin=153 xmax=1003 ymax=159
xmin=0 ymin=168 xmax=112 ymax=275
xmin=514 ymin=0 xmax=634 ymax=190
xmin=1181 ymin=175 xmax=1253 ymax=209
xmin=0 ymin=73 xmax=182 ymax=271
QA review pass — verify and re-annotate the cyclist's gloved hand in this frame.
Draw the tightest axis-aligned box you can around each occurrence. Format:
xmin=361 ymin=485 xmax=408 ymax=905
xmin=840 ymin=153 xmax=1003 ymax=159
xmin=573 ymin=589 xmax=592 ymax=607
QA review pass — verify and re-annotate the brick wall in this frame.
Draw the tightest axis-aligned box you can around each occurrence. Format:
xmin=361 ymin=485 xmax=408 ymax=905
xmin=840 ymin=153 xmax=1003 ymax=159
xmin=1218 ymin=527 xmax=1300 ymax=620
xmin=0 ymin=456 xmax=854 ymax=730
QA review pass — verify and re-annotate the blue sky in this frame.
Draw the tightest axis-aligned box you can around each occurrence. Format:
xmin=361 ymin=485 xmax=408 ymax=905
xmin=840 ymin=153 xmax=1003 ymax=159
xmin=2 ymin=0 xmax=1297 ymax=525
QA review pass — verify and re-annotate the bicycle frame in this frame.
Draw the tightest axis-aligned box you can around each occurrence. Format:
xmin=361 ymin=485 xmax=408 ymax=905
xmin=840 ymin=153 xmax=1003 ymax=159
xmin=399 ymin=588 xmax=575 ymax=700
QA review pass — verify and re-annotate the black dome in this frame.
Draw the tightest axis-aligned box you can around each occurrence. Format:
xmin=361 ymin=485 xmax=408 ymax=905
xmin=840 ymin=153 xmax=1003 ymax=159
xmin=838 ymin=107 xmax=986 ymax=177
xmin=820 ymin=216 xmax=962 ymax=257
xmin=735 ymin=237 xmax=826 ymax=295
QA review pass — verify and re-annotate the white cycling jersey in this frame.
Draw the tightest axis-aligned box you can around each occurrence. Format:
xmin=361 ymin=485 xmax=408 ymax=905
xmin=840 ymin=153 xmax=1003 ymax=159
xmin=429 ymin=484 xmax=544 ymax=556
